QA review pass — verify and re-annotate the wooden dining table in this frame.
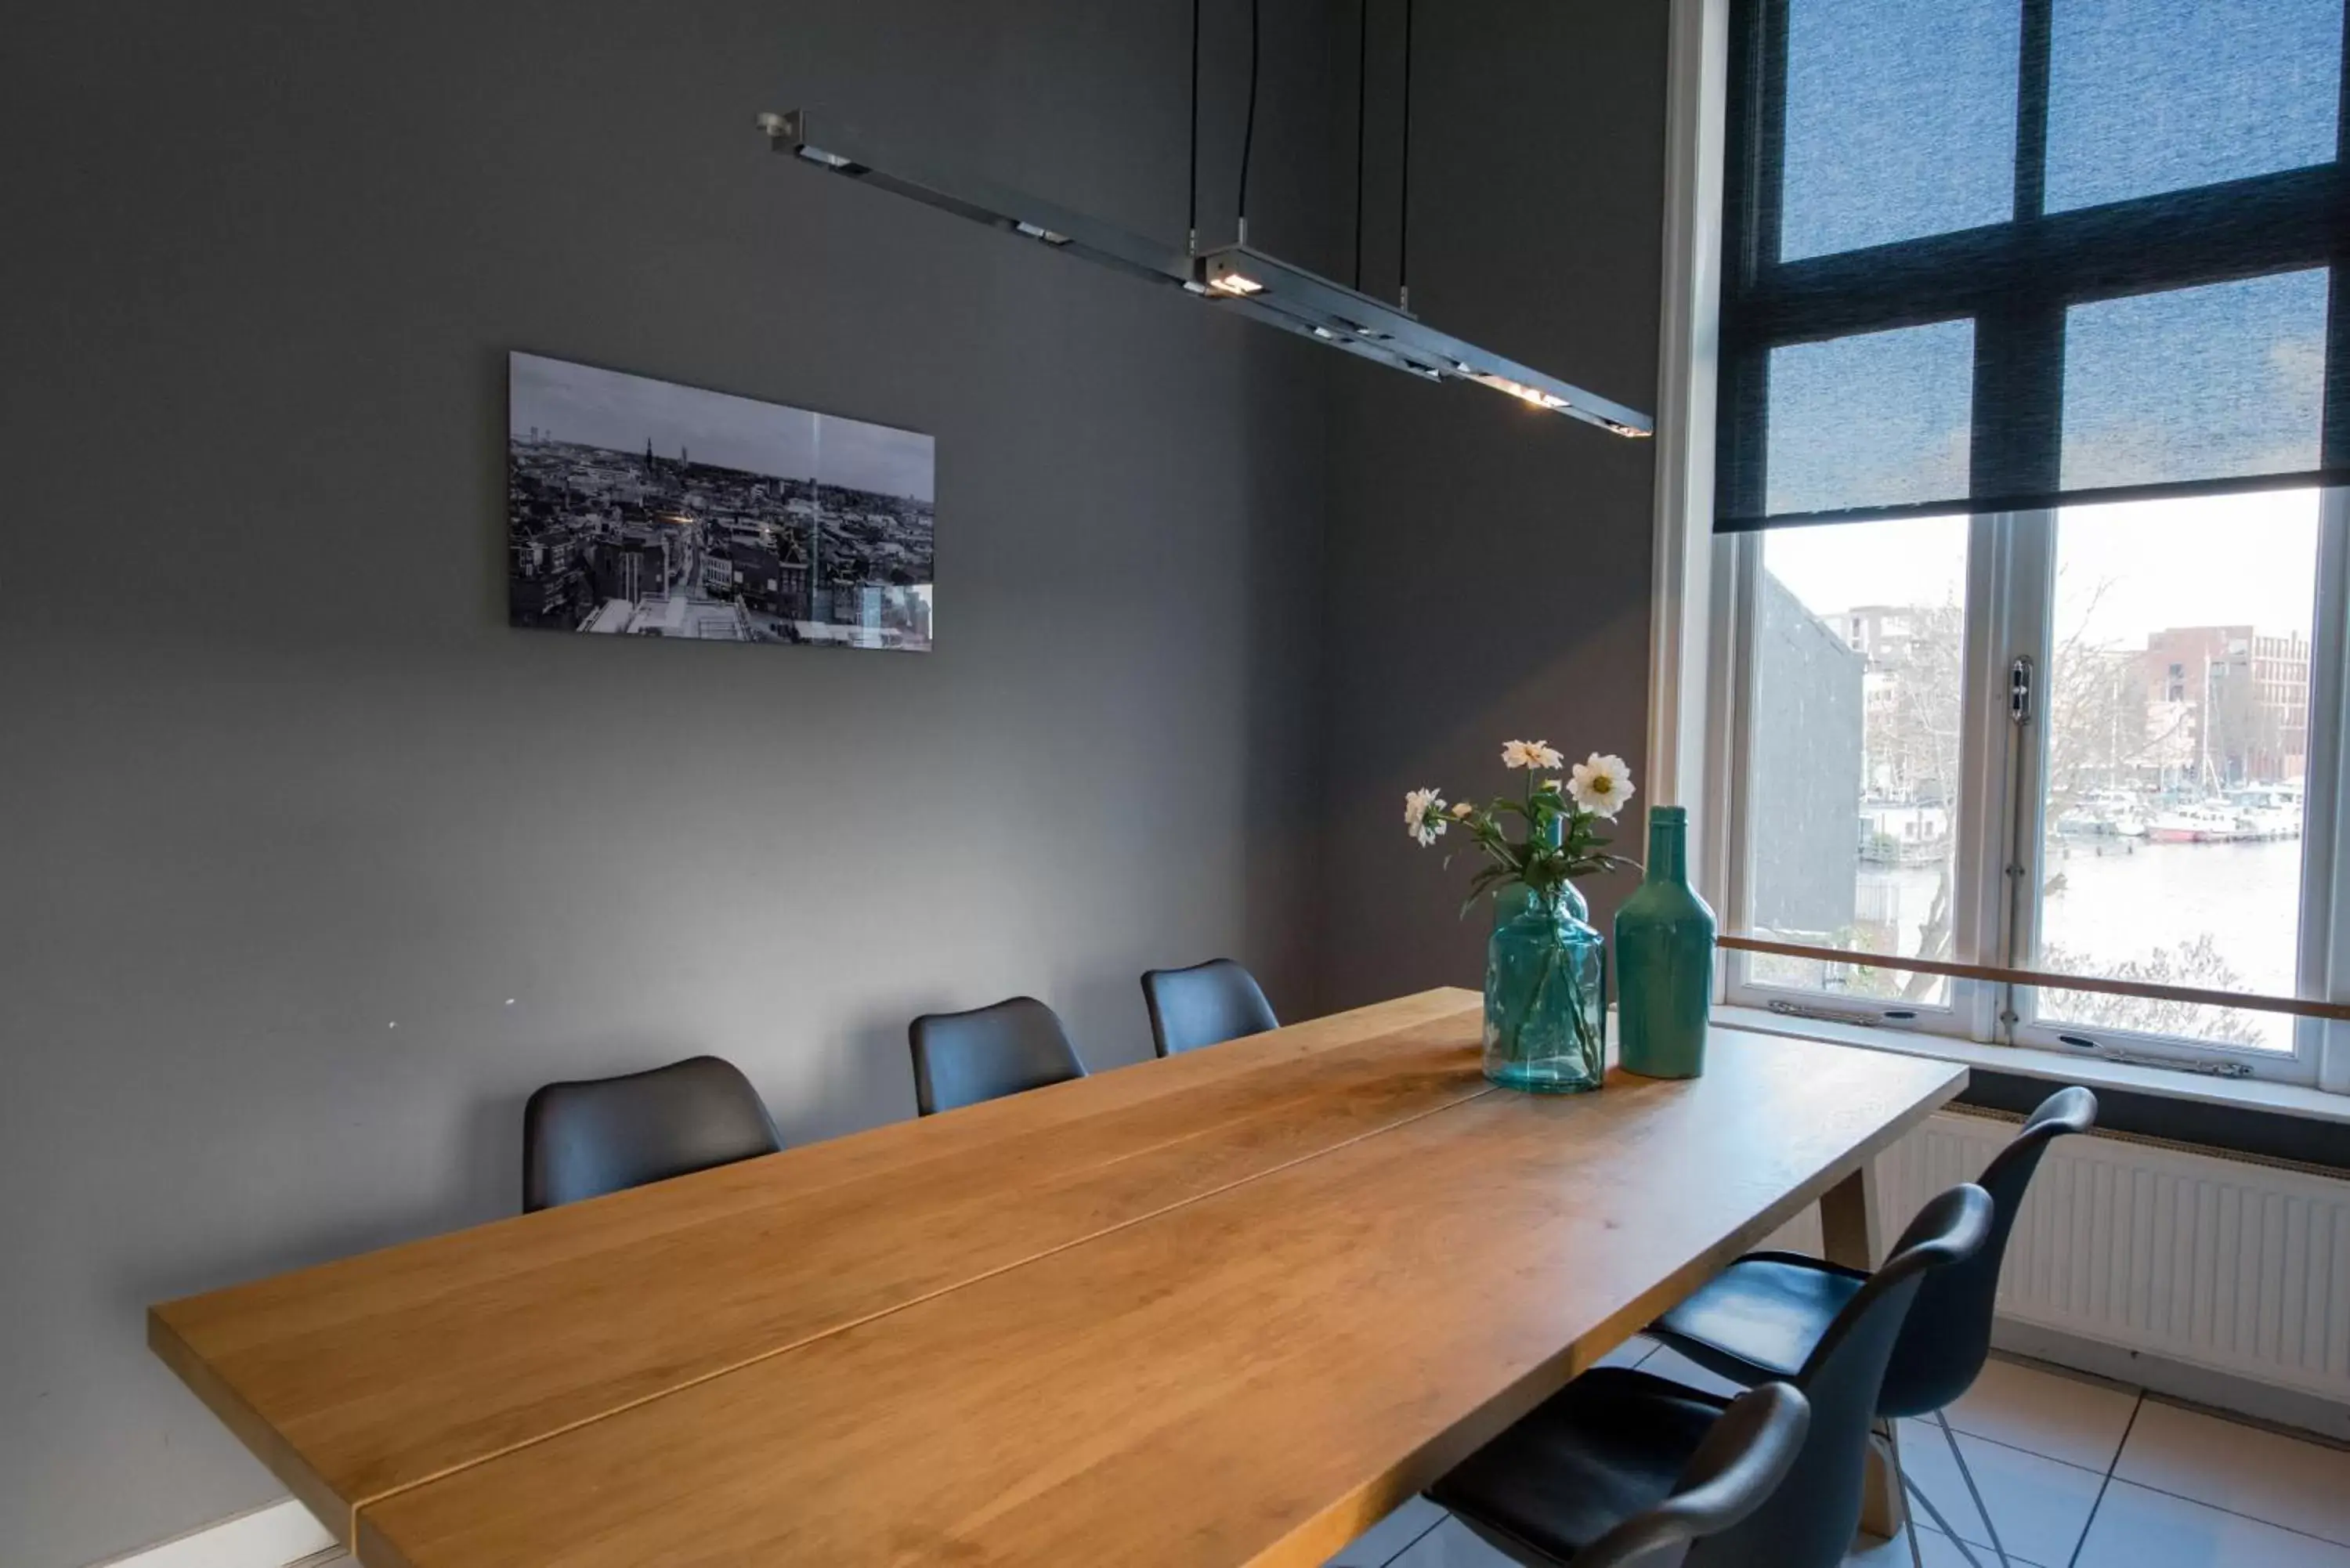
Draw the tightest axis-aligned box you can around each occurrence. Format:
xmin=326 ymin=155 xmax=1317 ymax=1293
xmin=152 ymin=988 xmax=1966 ymax=1566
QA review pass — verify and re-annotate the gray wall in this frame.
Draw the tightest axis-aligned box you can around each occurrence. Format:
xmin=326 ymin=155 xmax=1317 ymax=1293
xmin=0 ymin=4 xmax=1669 ymax=1565
xmin=0 ymin=5 xmax=1343 ymax=1564
xmin=1318 ymin=2 xmax=1671 ymax=1005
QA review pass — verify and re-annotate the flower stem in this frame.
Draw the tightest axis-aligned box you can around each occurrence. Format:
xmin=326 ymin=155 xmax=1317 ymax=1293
xmin=1559 ymin=953 xmax=1603 ymax=1078
xmin=1504 ymin=939 xmax=1559 ymax=1064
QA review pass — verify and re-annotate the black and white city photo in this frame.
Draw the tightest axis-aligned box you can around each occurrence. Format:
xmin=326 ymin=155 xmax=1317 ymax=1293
xmin=508 ymin=352 xmax=935 ymax=650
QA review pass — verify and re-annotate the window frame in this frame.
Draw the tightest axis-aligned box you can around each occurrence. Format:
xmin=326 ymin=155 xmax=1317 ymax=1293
xmin=1999 ymin=497 xmax=2350 ymax=1084
xmin=1993 ymin=491 xmax=2350 ymax=1081
xmin=1715 ymin=500 xmax=2346 ymax=1087
xmin=1701 ymin=0 xmax=2350 ymax=1088
xmin=1713 ymin=518 xmax=2006 ymax=1050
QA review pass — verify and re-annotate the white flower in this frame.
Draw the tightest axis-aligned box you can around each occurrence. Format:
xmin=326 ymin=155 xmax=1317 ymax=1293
xmin=1451 ymin=800 xmax=1476 ymax=819
xmin=1567 ymin=753 xmax=1636 ymax=818
xmin=1404 ymin=787 xmax=1448 ymax=846
xmin=1501 ymin=739 xmax=1565 ymax=771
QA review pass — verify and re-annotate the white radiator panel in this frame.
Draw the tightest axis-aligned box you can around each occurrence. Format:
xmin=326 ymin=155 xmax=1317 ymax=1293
xmin=1763 ymin=1111 xmax=2350 ymax=1403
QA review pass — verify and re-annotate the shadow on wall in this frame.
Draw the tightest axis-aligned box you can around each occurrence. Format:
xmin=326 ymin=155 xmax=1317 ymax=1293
xmin=771 ymin=1005 xmax=934 ymax=1148
xmin=1237 ymin=303 xmax=1332 ymax=1024
xmin=1327 ymin=581 xmax=1658 ymax=1013
xmin=1053 ymin=970 xmax=1159 ymax=1072
xmin=118 ymin=1090 xmax=520 ymax=1313
xmin=789 ymin=973 xmax=1169 ymax=1142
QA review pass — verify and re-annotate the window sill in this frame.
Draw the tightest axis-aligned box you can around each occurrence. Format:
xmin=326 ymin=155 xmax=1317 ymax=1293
xmin=1713 ymin=1004 xmax=2350 ymax=1129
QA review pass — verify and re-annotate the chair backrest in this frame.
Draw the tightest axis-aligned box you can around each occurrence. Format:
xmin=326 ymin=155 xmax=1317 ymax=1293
xmin=522 ymin=1055 xmax=783 ymax=1213
xmin=1695 ymin=1183 xmax=1994 ymax=1568
xmin=909 ymin=995 xmax=1086 ymax=1116
xmin=1880 ymin=1086 xmax=2097 ymax=1416
xmin=1139 ymin=959 xmax=1279 ymax=1057
xmin=1574 ymin=1383 xmax=1810 ymax=1568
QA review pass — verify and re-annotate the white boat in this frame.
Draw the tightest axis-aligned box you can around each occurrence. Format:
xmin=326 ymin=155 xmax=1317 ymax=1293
xmin=2226 ymin=786 xmax=2304 ymax=841
xmin=2148 ymin=804 xmax=2245 ymax=844
xmin=2055 ymin=792 xmax=2149 ymax=839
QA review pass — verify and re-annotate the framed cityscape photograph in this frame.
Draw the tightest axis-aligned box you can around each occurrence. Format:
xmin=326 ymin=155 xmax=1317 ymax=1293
xmin=506 ymin=352 xmax=935 ymax=650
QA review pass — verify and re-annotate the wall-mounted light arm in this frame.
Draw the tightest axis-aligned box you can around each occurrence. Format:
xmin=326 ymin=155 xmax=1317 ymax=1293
xmin=758 ymin=111 xmax=1192 ymax=289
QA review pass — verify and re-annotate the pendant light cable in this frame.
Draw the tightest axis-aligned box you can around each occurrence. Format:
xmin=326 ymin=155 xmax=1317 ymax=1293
xmin=1354 ymin=0 xmax=1368 ymax=288
xmin=1238 ymin=0 xmax=1260 ymax=244
xmin=1188 ymin=0 xmax=1202 ymax=251
xmin=1398 ymin=0 xmax=1413 ymax=309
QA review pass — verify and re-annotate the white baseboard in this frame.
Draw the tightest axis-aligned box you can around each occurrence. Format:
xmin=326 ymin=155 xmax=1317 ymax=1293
xmin=1994 ymin=1318 xmax=2350 ymax=1444
xmin=90 ymin=1498 xmax=336 ymax=1568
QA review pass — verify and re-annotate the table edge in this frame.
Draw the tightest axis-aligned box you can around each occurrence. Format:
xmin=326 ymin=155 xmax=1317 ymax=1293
xmin=1246 ymin=1054 xmax=1969 ymax=1568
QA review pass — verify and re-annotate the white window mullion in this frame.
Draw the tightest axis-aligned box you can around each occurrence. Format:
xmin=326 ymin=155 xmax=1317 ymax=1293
xmin=2308 ymin=488 xmax=2350 ymax=1092
xmin=1698 ymin=533 xmax=1744 ymax=924
xmin=1712 ymin=529 xmax=1760 ymax=999
xmin=1955 ymin=511 xmax=2055 ymax=1044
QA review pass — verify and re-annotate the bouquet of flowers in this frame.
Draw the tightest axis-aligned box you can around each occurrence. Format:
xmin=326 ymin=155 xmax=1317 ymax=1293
xmin=1401 ymin=739 xmax=1637 ymax=1093
xmin=1404 ymin=741 xmax=1637 ymax=915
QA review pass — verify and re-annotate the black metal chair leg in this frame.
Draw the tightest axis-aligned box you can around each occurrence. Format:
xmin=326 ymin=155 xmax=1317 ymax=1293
xmin=1933 ymin=1409 xmax=2012 ymax=1568
xmin=1901 ymin=1469 xmax=1989 ymax=1568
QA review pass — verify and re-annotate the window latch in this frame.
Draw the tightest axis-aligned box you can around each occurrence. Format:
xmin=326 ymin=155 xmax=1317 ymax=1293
xmin=2056 ymin=1033 xmax=2254 ymax=1078
xmin=2008 ymin=656 xmax=2034 ymax=725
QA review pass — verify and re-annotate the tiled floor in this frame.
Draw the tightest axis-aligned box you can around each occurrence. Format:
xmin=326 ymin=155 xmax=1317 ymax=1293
xmin=1324 ymin=1341 xmax=2350 ymax=1568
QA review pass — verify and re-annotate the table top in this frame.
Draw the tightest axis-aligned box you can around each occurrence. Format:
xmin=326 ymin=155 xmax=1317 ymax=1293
xmin=151 ymin=991 xmax=1966 ymax=1564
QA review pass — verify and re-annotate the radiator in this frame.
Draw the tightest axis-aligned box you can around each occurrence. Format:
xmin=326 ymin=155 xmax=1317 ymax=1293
xmin=1765 ymin=1109 xmax=2350 ymax=1403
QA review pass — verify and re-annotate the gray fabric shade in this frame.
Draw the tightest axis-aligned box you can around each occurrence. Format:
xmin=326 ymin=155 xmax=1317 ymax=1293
xmin=1718 ymin=0 xmax=2350 ymax=532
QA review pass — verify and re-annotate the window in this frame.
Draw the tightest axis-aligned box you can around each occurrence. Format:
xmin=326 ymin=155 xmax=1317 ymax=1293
xmin=2026 ymin=493 xmax=2325 ymax=1057
xmin=1710 ymin=0 xmax=2350 ymax=1086
xmin=1741 ymin=517 xmax=1969 ymax=1008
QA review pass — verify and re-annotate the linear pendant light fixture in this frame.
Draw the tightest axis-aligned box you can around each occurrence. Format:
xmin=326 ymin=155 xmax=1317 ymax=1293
xmin=757 ymin=1 xmax=1650 ymax=438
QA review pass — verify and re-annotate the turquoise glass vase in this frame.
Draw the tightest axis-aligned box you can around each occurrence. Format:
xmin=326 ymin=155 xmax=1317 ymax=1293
xmin=1494 ymin=876 xmax=1589 ymax=929
xmin=1482 ymin=891 xmax=1607 ymax=1093
xmin=1614 ymin=805 xmax=1716 ymax=1078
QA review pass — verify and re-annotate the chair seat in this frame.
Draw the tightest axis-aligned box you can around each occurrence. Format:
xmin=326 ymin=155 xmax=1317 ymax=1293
xmin=1429 ymin=1368 xmax=1730 ymax=1566
xmin=1651 ymin=1253 xmax=1868 ymax=1386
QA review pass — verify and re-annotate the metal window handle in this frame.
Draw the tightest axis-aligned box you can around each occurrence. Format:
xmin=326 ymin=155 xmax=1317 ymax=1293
xmin=1999 ymin=654 xmax=2038 ymax=1042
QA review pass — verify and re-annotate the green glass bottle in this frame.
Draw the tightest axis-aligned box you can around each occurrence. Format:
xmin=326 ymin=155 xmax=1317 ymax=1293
xmin=1614 ymin=805 xmax=1716 ymax=1078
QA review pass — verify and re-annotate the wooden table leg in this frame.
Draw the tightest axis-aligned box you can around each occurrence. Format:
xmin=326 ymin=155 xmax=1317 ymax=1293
xmin=1819 ymin=1161 xmax=1881 ymax=1272
xmin=1820 ymin=1161 xmax=1905 ymax=1540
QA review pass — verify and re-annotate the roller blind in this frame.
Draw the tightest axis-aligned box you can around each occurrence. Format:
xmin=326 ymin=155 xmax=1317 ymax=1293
xmin=1716 ymin=0 xmax=2350 ymax=533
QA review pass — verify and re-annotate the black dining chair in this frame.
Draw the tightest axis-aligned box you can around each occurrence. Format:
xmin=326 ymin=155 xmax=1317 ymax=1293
xmin=522 ymin=1054 xmax=784 ymax=1213
xmin=1139 ymin=958 xmax=1279 ymax=1057
xmin=909 ymin=995 xmax=1086 ymax=1116
xmin=1436 ymin=1184 xmax=1994 ymax=1568
xmin=1436 ymin=1381 xmax=1810 ymax=1567
xmin=1650 ymin=1087 xmax=2097 ymax=1568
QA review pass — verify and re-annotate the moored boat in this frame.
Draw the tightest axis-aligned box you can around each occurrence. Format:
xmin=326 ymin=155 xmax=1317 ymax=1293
xmin=2148 ymin=804 xmax=2245 ymax=844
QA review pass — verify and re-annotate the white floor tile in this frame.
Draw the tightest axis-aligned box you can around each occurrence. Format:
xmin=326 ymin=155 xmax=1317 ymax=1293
xmin=1846 ymin=1524 xmax=1998 ymax=1566
xmin=1592 ymin=1333 xmax=1659 ymax=1371
xmin=2114 ymin=1399 xmax=2350 ymax=1548
xmin=2073 ymin=1480 xmax=2350 ymax=1568
xmin=1386 ymin=1516 xmax=1518 ymax=1567
xmin=1635 ymin=1344 xmax=1747 ymax=1400
xmin=1945 ymin=1357 xmax=2140 ymax=1472
xmin=1896 ymin=1418 xmax=2099 ymax=1568
xmin=1321 ymin=1496 xmax=1448 ymax=1568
